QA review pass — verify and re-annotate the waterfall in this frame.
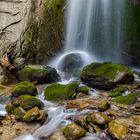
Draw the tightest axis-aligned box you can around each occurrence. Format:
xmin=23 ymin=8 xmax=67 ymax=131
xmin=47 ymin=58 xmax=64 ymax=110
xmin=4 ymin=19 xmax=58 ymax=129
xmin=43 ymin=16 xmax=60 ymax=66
xmin=64 ymin=0 xmax=124 ymax=63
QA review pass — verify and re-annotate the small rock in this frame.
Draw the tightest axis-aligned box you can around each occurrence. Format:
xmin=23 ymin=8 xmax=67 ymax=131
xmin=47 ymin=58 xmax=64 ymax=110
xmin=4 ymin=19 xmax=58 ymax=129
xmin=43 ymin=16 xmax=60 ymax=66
xmin=108 ymin=120 xmax=128 ymax=139
xmin=23 ymin=107 xmax=40 ymax=122
xmin=11 ymin=81 xmax=37 ymax=98
xmin=63 ymin=123 xmax=86 ymax=140
xmin=86 ymin=112 xmax=110 ymax=126
xmin=14 ymin=107 xmax=26 ymax=120
xmin=13 ymin=94 xmax=44 ymax=110
xmin=49 ymin=132 xmax=67 ymax=140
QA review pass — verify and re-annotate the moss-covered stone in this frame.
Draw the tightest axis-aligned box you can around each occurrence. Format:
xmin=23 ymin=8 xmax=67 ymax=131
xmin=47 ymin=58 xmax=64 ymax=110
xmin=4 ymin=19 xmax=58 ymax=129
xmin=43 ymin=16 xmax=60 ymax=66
xmin=23 ymin=107 xmax=40 ymax=122
xmin=11 ymin=81 xmax=37 ymax=98
xmin=112 ymin=93 xmax=137 ymax=105
xmin=86 ymin=112 xmax=110 ymax=126
xmin=13 ymin=95 xmax=44 ymax=110
xmin=78 ymin=86 xmax=89 ymax=94
xmin=18 ymin=65 xmax=60 ymax=84
xmin=108 ymin=120 xmax=128 ymax=139
xmin=63 ymin=123 xmax=86 ymax=140
xmin=44 ymin=82 xmax=79 ymax=101
xmin=109 ymin=86 xmax=127 ymax=97
xmin=5 ymin=104 xmax=15 ymax=114
xmin=14 ymin=107 xmax=26 ymax=120
xmin=81 ymin=62 xmax=134 ymax=89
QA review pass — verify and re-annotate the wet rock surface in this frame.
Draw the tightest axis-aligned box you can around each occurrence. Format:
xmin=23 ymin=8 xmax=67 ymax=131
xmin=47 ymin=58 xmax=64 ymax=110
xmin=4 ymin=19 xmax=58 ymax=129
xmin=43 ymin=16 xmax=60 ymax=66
xmin=81 ymin=62 xmax=134 ymax=89
xmin=18 ymin=65 xmax=61 ymax=84
xmin=0 ymin=62 xmax=140 ymax=140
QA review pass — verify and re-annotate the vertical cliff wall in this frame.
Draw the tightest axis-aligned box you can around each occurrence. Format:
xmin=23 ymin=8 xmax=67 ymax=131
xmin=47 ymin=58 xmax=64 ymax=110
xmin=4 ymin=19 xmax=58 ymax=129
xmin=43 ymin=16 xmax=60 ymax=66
xmin=0 ymin=0 xmax=65 ymax=65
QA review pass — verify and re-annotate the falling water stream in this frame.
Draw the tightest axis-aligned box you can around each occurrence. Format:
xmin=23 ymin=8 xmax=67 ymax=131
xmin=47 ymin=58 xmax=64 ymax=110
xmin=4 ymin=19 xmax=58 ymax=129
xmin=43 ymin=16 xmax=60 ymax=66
xmin=0 ymin=0 xmax=133 ymax=140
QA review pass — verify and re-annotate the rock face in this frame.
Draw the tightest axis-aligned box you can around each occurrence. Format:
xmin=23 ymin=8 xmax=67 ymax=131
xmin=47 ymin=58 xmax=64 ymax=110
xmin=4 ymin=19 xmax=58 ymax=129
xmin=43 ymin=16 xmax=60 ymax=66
xmin=0 ymin=0 xmax=65 ymax=65
xmin=81 ymin=62 xmax=134 ymax=89
xmin=17 ymin=65 xmax=61 ymax=84
xmin=44 ymin=82 xmax=79 ymax=101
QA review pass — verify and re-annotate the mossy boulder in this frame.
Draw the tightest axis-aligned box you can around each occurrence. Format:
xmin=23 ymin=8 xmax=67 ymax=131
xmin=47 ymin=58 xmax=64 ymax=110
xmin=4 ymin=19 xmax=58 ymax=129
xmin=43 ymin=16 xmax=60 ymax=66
xmin=108 ymin=120 xmax=128 ymax=139
xmin=112 ymin=93 xmax=137 ymax=105
xmin=81 ymin=62 xmax=134 ymax=89
xmin=17 ymin=65 xmax=61 ymax=84
xmin=63 ymin=123 xmax=86 ymax=140
xmin=11 ymin=81 xmax=37 ymax=98
xmin=13 ymin=95 xmax=44 ymax=110
xmin=5 ymin=104 xmax=15 ymax=114
xmin=44 ymin=82 xmax=79 ymax=101
xmin=14 ymin=107 xmax=26 ymax=120
xmin=78 ymin=86 xmax=89 ymax=94
xmin=86 ymin=112 xmax=110 ymax=126
xmin=109 ymin=86 xmax=127 ymax=97
xmin=23 ymin=107 xmax=40 ymax=122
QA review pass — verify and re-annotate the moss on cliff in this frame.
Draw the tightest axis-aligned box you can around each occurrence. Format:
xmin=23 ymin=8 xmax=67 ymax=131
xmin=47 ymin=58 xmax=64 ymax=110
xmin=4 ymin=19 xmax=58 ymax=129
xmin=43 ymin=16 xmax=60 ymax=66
xmin=22 ymin=0 xmax=65 ymax=64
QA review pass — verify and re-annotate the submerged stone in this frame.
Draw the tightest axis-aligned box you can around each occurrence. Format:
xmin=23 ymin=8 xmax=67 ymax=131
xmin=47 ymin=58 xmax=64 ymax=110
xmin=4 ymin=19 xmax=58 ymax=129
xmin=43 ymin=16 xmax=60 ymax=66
xmin=112 ymin=93 xmax=137 ymax=105
xmin=18 ymin=65 xmax=61 ymax=84
xmin=81 ymin=62 xmax=134 ymax=89
xmin=63 ymin=123 xmax=86 ymax=140
xmin=58 ymin=53 xmax=84 ymax=74
xmin=11 ymin=81 xmax=37 ymax=98
xmin=108 ymin=120 xmax=128 ymax=139
xmin=13 ymin=94 xmax=44 ymax=110
xmin=44 ymin=82 xmax=79 ymax=101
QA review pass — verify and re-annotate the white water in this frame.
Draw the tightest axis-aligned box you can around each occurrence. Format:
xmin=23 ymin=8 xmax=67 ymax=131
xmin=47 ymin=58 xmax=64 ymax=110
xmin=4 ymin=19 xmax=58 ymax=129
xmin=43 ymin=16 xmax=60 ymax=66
xmin=15 ymin=1 xmax=125 ymax=139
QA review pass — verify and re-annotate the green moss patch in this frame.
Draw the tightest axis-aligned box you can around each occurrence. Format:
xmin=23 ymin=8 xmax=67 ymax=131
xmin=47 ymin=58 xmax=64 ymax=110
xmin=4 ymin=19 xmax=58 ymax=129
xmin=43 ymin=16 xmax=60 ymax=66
xmin=112 ymin=93 xmax=137 ymax=105
xmin=13 ymin=94 xmax=44 ymax=110
xmin=11 ymin=81 xmax=37 ymax=97
xmin=44 ymin=82 xmax=79 ymax=101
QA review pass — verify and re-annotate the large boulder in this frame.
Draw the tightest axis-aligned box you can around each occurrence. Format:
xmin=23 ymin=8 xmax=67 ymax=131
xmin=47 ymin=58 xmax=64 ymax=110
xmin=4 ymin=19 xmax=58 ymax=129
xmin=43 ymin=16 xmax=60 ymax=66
xmin=63 ymin=123 xmax=86 ymax=140
xmin=81 ymin=62 xmax=134 ymax=89
xmin=17 ymin=65 xmax=61 ymax=84
xmin=58 ymin=53 xmax=84 ymax=74
xmin=11 ymin=81 xmax=37 ymax=98
xmin=44 ymin=82 xmax=79 ymax=101
xmin=12 ymin=94 xmax=44 ymax=111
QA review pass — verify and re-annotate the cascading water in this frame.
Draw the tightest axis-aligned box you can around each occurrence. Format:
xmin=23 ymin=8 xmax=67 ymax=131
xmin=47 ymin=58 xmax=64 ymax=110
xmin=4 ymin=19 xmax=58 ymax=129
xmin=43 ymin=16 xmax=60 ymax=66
xmin=50 ymin=0 xmax=125 ymax=73
xmin=13 ymin=1 xmax=127 ymax=140
xmin=65 ymin=0 xmax=124 ymax=62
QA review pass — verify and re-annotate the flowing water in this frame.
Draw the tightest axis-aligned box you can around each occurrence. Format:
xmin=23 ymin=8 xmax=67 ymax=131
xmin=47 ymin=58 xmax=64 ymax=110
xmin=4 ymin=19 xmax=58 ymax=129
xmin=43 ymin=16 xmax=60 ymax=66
xmin=1 ymin=0 xmax=132 ymax=140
